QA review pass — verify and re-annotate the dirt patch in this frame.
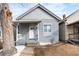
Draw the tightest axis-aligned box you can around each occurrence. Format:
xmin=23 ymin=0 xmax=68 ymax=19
xmin=34 ymin=42 xmax=79 ymax=56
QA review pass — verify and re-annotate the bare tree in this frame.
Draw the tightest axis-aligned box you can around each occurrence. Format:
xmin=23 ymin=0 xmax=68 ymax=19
xmin=1 ymin=3 xmax=16 ymax=56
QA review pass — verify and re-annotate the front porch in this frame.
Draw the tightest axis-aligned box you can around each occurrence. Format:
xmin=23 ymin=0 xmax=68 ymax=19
xmin=14 ymin=20 xmax=41 ymax=46
xmin=67 ymin=22 xmax=79 ymax=40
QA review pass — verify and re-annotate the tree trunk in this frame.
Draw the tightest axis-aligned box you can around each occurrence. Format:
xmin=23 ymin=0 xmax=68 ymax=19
xmin=1 ymin=3 xmax=16 ymax=56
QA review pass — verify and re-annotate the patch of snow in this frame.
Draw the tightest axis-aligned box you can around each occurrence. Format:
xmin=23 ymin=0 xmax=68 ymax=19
xmin=0 ymin=49 xmax=2 ymax=52
xmin=13 ymin=45 xmax=25 ymax=56
xmin=40 ymin=42 xmax=51 ymax=45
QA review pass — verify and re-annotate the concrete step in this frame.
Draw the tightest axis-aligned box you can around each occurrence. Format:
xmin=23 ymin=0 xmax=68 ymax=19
xmin=27 ymin=43 xmax=38 ymax=47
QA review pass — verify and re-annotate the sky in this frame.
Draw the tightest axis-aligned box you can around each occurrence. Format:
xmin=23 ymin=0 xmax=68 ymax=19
xmin=8 ymin=3 xmax=79 ymax=20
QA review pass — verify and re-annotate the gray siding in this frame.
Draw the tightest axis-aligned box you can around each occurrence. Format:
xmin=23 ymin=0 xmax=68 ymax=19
xmin=38 ymin=19 xmax=59 ymax=44
xmin=16 ymin=7 xmax=60 ymax=45
xmin=20 ymin=8 xmax=54 ymax=20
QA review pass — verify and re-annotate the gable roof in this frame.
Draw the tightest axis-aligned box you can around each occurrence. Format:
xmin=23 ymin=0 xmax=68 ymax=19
xmin=16 ymin=4 xmax=61 ymax=21
xmin=66 ymin=9 xmax=79 ymax=19
xmin=66 ymin=9 xmax=79 ymax=25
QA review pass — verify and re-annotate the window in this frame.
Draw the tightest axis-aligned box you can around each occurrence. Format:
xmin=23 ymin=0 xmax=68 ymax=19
xmin=44 ymin=24 xmax=51 ymax=32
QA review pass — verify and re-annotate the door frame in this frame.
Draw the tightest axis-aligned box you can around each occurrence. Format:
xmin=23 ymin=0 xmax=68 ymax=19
xmin=28 ymin=24 xmax=39 ymax=41
xmin=29 ymin=25 xmax=35 ymax=39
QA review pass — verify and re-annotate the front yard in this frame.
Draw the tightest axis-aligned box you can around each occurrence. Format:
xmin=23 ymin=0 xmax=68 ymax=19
xmin=34 ymin=42 xmax=79 ymax=56
xmin=17 ymin=42 xmax=79 ymax=56
xmin=7 ymin=42 xmax=79 ymax=56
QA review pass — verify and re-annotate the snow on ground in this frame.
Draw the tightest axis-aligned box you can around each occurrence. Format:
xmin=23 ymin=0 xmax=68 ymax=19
xmin=13 ymin=45 xmax=25 ymax=56
xmin=0 ymin=49 xmax=2 ymax=52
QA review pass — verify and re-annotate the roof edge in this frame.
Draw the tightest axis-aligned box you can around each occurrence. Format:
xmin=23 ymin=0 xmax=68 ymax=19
xmin=66 ymin=9 xmax=79 ymax=19
xmin=16 ymin=3 xmax=62 ymax=21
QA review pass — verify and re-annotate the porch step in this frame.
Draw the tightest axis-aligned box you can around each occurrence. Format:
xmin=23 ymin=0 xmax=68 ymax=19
xmin=66 ymin=40 xmax=76 ymax=45
xmin=27 ymin=43 xmax=39 ymax=47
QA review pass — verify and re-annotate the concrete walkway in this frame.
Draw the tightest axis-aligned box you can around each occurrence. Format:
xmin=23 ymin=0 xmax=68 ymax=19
xmin=13 ymin=45 xmax=34 ymax=56
xmin=13 ymin=45 xmax=25 ymax=56
xmin=20 ymin=47 xmax=34 ymax=56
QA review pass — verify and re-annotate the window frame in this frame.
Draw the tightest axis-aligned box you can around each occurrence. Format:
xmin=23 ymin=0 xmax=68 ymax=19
xmin=43 ymin=23 xmax=52 ymax=33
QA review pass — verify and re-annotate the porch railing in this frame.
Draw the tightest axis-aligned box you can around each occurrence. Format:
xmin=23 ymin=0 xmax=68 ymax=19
xmin=69 ymin=33 xmax=79 ymax=39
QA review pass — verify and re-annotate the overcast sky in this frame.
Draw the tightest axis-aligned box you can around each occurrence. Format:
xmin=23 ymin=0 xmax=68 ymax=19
xmin=8 ymin=3 xmax=79 ymax=20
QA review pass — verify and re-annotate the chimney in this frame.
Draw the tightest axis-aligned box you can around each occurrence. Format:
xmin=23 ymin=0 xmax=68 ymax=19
xmin=63 ymin=14 xmax=67 ymax=21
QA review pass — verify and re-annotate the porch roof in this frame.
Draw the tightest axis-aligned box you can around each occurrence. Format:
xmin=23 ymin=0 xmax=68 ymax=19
xmin=13 ymin=20 xmax=41 ymax=23
xmin=67 ymin=20 xmax=79 ymax=26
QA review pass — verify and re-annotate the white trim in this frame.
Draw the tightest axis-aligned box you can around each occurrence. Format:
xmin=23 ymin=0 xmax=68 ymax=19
xmin=16 ymin=19 xmax=41 ymax=21
xmin=40 ymin=42 xmax=51 ymax=45
xmin=28 ymin=24 xmax=39 ymax=41
xmin=29 ymin=25 xmax=35 ymax=39
xmin=0 ymin=27 xmax=2 ymax=39
xmin=37 ymin=24 xmax=39 ymax=41
xmin=43 ymin=23 xmax=52 ymax=36
xmin=16 ymin=24 xmax=19 ymax=41
xmin=43 ymin=23 xmax=52 ymax=32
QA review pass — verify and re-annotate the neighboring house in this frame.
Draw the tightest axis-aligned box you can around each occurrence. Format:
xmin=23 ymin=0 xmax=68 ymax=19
xmin=66 ymin=10 xmax=79 ymax=40
xmin=13 ymin=4 xmax=61 ymax=46
xmin=60 ymin=10 xmax=79 ymax=41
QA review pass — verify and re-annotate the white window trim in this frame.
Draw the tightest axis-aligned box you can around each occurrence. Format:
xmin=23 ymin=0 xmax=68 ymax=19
xmin=43 ymin=23 xmax=52 ymax=33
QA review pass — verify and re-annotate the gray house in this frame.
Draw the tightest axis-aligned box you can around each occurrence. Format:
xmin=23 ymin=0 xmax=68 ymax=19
xmin=13 ymin=4 xmax=61 ymax=46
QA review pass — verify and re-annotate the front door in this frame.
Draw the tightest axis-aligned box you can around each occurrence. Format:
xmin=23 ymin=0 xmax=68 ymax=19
xmin=29 ymin=25 xmax=38 ymax=41
xmin=29 ymin=26 xmax=35 ymax=39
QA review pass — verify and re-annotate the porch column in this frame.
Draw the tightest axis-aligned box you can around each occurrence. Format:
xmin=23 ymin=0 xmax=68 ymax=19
xmin=37 ymin=24 xmax=39 ymax=41
xmin=16 ymin=23 xmax=19 ymax=41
